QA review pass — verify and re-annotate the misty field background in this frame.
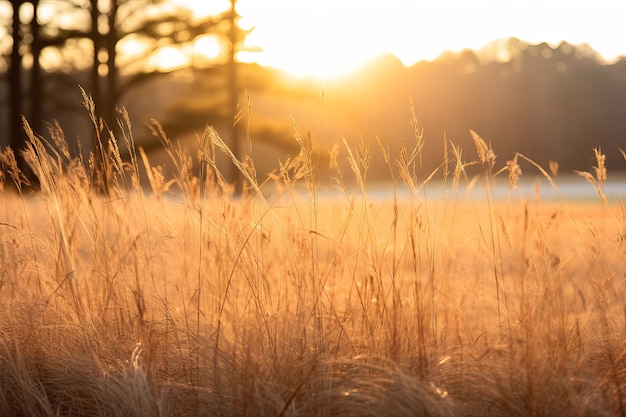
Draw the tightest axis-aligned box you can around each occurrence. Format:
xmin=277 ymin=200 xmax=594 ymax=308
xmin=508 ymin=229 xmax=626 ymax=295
xmin=1 ymin=102 xmax=626 ymax=416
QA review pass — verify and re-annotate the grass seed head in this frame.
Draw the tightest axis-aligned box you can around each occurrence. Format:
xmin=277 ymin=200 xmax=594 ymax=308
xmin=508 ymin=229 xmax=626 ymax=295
xmin=470 ymin=130 xmax=496 ymax=170
xmin=593 ymin=147 xmax=606 ymax=186
xmin=506 ymin=154 xmax=522 ymax=191
xmin=549 ymin=160 xmax=559 ymax=176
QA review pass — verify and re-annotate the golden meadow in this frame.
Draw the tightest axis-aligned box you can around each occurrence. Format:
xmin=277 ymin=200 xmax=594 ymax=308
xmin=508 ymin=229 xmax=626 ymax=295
xmin=1 ymin=95 xmax=626 ymax=416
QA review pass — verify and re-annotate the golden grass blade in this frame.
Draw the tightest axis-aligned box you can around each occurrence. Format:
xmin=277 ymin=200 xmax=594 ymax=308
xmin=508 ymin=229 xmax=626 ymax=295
xmin=3 ymin=101 xmax=626 ymax=417
xmin=517 ymin=153 xmax=562 ymax=196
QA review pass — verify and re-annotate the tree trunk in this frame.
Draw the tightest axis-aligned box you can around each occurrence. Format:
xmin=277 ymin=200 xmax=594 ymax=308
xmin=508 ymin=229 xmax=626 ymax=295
xmin=105 ymin=0 xmax=117 ymax=127
xmin=9 ymin=0 xmax=24 ymax=165
xmin=90 ymin=0 xmax=101 ymax=115
xmin=30 ymin=0 xmax=42 ymax=136
xmin=227 ymin=0 xmax=241 ymax=190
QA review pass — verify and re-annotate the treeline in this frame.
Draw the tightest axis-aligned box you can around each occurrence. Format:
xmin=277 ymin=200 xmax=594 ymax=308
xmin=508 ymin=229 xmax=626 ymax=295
xmin=321 ymin=38 xmax=626 ymax=176
xmin=0 ymin=0 xmax=246 ymax=190
xmin=3 ymin=29 xmax=626 ymax=184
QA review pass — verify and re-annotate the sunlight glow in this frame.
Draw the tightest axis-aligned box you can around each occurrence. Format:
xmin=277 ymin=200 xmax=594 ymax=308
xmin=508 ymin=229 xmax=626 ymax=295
xmin=171 ymin=0 xmax=230 ymax=17
xmin=238 ymin=25 xmax=376 ymax=80
xmin=194 ymin=35 xmax=223 ymax=61
xmin=240 ymin=0 xmax=626 ymax=78
xmin=149 ymin=46 xmax=190 ymax=71
xmin=176 ymin=0 xmax=626 ymax=79
xmin=236 ymin=1 xmax=385 ymax=79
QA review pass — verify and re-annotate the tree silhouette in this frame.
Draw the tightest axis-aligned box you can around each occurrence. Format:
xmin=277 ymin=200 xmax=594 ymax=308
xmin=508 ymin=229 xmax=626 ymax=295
xmin=2 ymin=0 xmax=246 ymax=191
xmin=8 ymin=1 xmax=24 ymax=176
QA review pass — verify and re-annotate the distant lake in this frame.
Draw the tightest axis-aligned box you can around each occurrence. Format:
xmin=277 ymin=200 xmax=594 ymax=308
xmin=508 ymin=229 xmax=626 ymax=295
xmin=312 ymin=174 xmax=626 ymax=204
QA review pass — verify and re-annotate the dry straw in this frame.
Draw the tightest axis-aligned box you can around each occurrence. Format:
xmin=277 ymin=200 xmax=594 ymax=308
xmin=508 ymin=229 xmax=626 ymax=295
xmin=1 ymin=104 xmax=626 ymax=417
xmin=575 ymin=147 xmax=608 ymax=205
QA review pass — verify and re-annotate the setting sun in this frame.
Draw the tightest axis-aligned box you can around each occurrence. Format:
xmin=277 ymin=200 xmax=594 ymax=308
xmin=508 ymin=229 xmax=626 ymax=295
xmin=179 ymin=0 xmax=626 ymax=79
xmin=236 ymin=1 xmax=389 ymax=79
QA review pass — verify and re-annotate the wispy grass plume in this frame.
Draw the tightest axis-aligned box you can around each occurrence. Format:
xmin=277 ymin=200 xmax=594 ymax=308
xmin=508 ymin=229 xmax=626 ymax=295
xmin=1 ymin=103 xmax=625 ymax=417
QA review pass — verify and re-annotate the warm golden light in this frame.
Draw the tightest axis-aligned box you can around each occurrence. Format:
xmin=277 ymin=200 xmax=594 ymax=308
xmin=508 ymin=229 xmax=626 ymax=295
xmin=177 ymin=0 xmax=626 ymax=80
xmin=149 ymin=46 xmax=190 ymax=71
xmin=236 ymin=0 xmax=386 ymax=79
xmin=42 ymin=0 xmax=621 ymax=80
xmin=172 ymin=0 xmax=230 ymax=17
xmin=194 ymin=35 xmax=224 ymax=61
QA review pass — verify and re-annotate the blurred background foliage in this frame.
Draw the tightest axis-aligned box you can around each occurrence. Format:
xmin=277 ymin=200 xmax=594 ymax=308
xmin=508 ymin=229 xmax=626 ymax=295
xmin=1 ymin=1 xmax=625 ymax=186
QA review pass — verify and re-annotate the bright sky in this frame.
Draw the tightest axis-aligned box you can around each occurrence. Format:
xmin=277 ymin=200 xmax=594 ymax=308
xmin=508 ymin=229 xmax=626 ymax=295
xmin=152 ymin=0 xmax=626 ymax=78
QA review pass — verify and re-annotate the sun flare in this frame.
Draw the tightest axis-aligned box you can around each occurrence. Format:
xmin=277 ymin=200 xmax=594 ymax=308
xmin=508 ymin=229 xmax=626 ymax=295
xmin=236 ymin=1 xmax=389 ymax=79
xmin=238 ymin=29 xmax=376 ymax=80
xmin=149 ymin=46 xmax=190 ymax=71
xmin=172 ymin=0 xmax=626 ymax=79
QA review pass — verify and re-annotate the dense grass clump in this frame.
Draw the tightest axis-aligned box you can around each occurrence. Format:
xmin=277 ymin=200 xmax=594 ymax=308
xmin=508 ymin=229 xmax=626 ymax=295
xmin=1 ymin=100 xmax=626 ymax=416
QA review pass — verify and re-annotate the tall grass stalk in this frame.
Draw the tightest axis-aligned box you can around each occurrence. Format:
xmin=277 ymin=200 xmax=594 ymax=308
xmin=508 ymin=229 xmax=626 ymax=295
xmin=469 ymin=129 xmax=508 ymax=334
xmin=1 ymin=105 xmax=626 ymax=417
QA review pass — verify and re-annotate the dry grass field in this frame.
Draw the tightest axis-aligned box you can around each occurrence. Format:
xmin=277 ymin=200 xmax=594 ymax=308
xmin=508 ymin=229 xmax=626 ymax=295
xmin=1 ymin=105 xmax=626 ymax=416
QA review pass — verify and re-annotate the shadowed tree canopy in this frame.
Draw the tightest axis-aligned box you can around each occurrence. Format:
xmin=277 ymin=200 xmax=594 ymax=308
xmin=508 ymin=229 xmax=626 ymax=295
xmin=1 ymin=0 xmax=254 ymax=191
